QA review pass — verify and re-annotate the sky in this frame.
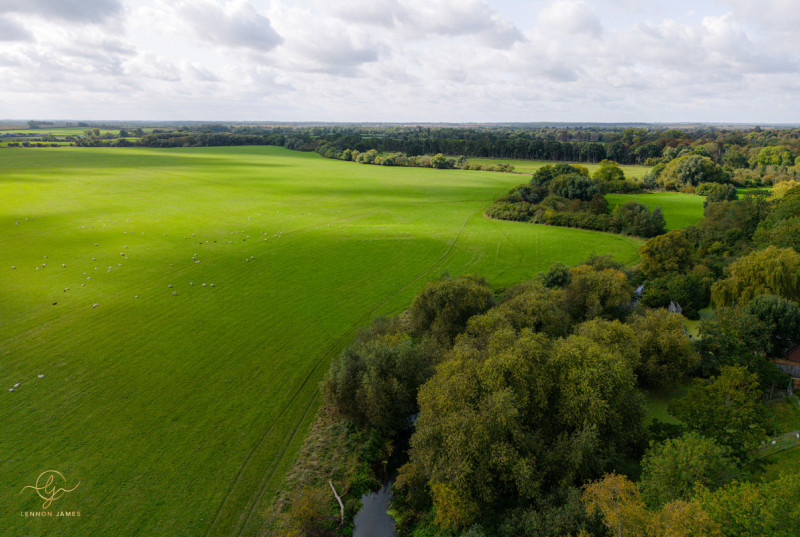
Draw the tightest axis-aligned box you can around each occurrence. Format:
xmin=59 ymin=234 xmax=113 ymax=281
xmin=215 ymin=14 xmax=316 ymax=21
xmin=0 ymin=0 xmax=798 ymax=123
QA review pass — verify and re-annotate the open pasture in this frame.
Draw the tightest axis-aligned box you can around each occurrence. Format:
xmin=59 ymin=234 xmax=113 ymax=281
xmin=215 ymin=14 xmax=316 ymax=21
xmin=466 ymin=157 xmax=652 ymax=179
xmin=1 ymin=146 xmax=642 ymax=536
xmin=606 ymin=192 xmax=706 ymax=230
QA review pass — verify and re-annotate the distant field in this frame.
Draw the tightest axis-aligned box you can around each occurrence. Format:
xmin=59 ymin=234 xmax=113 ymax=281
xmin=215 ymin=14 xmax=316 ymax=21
xmin=1 ymin=146 xmax=642 ymax=537
xmin=0 ymin=127 xmax=121 ymax=135
xmin=606 ymin=192 xmax=706 ymax=230
xmin=466 ymin=157 xmax=652 ymax=179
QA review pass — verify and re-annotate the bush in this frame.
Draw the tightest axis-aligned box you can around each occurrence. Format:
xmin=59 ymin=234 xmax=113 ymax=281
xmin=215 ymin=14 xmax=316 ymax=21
xmin=323 ymin=320 xmax=431 ymax=434
xmin=541 ymin=262 xmax=571 ymax=288
xmin=659 ymin=155 xmax=728 ymax=190
xmin=548 ymin=173 xmax=599 ymax=201
xmin=531 ymin=163 xmax=587 ymax=187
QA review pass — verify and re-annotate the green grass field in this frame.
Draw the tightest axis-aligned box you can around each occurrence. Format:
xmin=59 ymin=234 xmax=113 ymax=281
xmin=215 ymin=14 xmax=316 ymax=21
xmin=465 ymin=157 xmax=652 ymax=179
xmin=1 ymin=146 xmax=643 ymax=537
xmin=749 ymin=398 xmax=800 ymax=482
xmin=0 ymin=128 xmax=123 ymax=136
xmin=606 ymin=192 xmax=706 ymax=230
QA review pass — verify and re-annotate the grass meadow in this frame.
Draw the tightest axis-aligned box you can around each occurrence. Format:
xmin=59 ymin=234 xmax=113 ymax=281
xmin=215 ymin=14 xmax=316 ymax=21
xmin=1 ymin=146 xmax=643 ymax=536
xmin=465 ymin=157 xmax=652 ymax=179
xmin=606 ymin=192 xmax=706 ymax=230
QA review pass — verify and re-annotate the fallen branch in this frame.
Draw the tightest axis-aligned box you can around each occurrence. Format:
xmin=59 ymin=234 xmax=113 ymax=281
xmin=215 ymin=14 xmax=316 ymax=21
xmin=329 ymin=480 xmax=345 ymax=528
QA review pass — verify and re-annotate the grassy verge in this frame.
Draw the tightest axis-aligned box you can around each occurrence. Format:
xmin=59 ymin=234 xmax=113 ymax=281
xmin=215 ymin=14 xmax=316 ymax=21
xmin=262 ymin=407 xmax=386 ymax=537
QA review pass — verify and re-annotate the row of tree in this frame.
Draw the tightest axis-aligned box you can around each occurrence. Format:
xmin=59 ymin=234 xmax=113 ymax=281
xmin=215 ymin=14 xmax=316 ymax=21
xmin=101 ymin=124 xmax=800 ymax=174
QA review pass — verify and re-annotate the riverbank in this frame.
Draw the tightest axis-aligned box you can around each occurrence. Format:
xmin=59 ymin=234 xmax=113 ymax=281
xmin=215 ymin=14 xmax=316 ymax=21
xmin=262 ymin=407 xmax=389 ymax=536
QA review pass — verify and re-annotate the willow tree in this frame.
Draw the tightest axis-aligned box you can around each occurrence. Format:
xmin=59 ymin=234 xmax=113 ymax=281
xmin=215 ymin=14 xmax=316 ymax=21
xmin=711 ymin=246 xmax=800 ymax=307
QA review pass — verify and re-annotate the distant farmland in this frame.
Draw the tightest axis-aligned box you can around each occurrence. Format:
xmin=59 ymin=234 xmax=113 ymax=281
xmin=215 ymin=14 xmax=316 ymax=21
xmin=2 ymin=146 xmax=643 ymax=536
xmin=466 ymin=156 xmax=652 ymax=178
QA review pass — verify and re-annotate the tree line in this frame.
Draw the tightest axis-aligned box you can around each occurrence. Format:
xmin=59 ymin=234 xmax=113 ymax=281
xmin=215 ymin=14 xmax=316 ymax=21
xmin=63 ymin=124 xmax=800 ymax=181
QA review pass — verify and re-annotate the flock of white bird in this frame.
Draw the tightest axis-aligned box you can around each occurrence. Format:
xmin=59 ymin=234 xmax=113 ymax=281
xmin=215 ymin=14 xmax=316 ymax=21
xmin=8 ymin=209 xmax=347 ymax=394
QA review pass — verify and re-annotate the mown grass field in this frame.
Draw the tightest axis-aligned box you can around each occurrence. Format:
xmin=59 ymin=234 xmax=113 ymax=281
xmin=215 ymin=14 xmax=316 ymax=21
xmin=606 ymin=192 xmax=706 ymax=230
xmin=750 ymin=398 xmax=800 ymax=482
xmin=465 ymin=157 xmax=652 ymax=179
xmin=1 ymin=146 xmax=643 ymax=537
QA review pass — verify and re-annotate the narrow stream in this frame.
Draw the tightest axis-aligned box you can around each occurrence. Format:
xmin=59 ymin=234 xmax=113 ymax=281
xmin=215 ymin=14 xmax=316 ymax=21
xmin=353 ymin=482 xmax=395 ymax=537
xmin=352 ymin=424 xmax=412 ymax=537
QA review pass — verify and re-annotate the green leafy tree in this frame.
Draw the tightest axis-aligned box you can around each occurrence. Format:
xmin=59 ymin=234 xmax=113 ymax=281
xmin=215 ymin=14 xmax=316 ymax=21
xmin=531 ymin=163 xmax=588 ymax=187
xmin=411 ymin=330 xmax=552 ymax=529
xmin=640 ymin=433 xmax=735 ymax=507
xmin=492 ymin=280 xmax=572 ymax=337
xmin=548 ymin=173 xmax=600 ymax=201
xmin=699 ymin=472 xmax=800 ymax=537
xmin=574 ymin=318 xmax=641 ymax=371
xmin=711 ymin=246 xmax=800 ymax=306
xmin=410 ymin=326 xmax=644 ymax=530
xmin=498 ymin=487 xmax=589 ymax=537
xmin=699 ymin=183 xmax=738 ymax=207
xmin=695 ymin=307 xmax=768 ymax=375
xmin=593 ymin=159 xmax=625 ymax=183
xmin=322 ymin=321 xmax=431 ymax=434
xmin=741 ymin=294 xmax=800 ymax=358
xmin=616 ymin=202 xmax=666 ymax=238
xmin=541 ymin=262 xmax=572 ymax=288
xmin=583 ymin=473 xmax=651 ymax=537
xmin=721 ymin=146 xmax=749 ymax=169
xmin=430 ymin=153 xmax=453 ymax=169
xmin=551 ymin=335 xmax=646 ymax=471
xmin=753 ymin=216 xmax=800 ymax=252
xmin=408 ymin=275 xmax=495 ymax=345
xmin=639 ymin=230 xmax=695 ymax=278
xmin=565 ymin=265 xmax=633 ymax=321
xmin=752 ymin=145 xmax=795 ymax=167
xmin=658 ymin=155 xmax=728 ymax=189
xmin=628 ymin=309 xmax=699 ymax=389
xmin=652 ymin=498 xmax=722 ymax=537
xmin=669 ymin=366 xmax=770 ymax=461
xmin=640 ymin=272 xmax=709 ymax=319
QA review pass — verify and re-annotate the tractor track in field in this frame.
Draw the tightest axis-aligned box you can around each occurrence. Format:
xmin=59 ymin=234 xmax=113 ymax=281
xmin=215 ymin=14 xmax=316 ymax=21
xmin=206 ymin=212 xmax=471 ymax=537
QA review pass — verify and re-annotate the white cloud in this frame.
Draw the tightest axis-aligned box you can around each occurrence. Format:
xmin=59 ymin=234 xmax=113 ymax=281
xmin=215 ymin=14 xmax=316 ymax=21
xmin=325 ymin=0 xmax=402 ymax=27
xmin=0 ymin=16 xmax=32 ymax=41
xmin=538 ymin=0 xmax=603 ymax=38
xmin=325 ymin=0 xmax=523 ymax=48
xmin=0 ymin=0 xmax=123 ymax=23
xmin=0 ymin=0 xmax=798 ymax=122
xmin=268 ymin=4 xmax=381 ymax=75
xmin=177 ymin=0 xmax=282 ymax=52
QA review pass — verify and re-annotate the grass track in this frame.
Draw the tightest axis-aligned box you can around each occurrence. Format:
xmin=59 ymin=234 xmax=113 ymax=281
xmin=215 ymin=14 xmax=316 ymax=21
xmin=1 ymin=146 xmax=642 ymax=536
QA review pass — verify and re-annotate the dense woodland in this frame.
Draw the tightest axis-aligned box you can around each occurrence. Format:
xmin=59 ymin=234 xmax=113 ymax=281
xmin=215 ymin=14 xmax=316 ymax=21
xmin=272 ymin=183 xmax=800 ymax=536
